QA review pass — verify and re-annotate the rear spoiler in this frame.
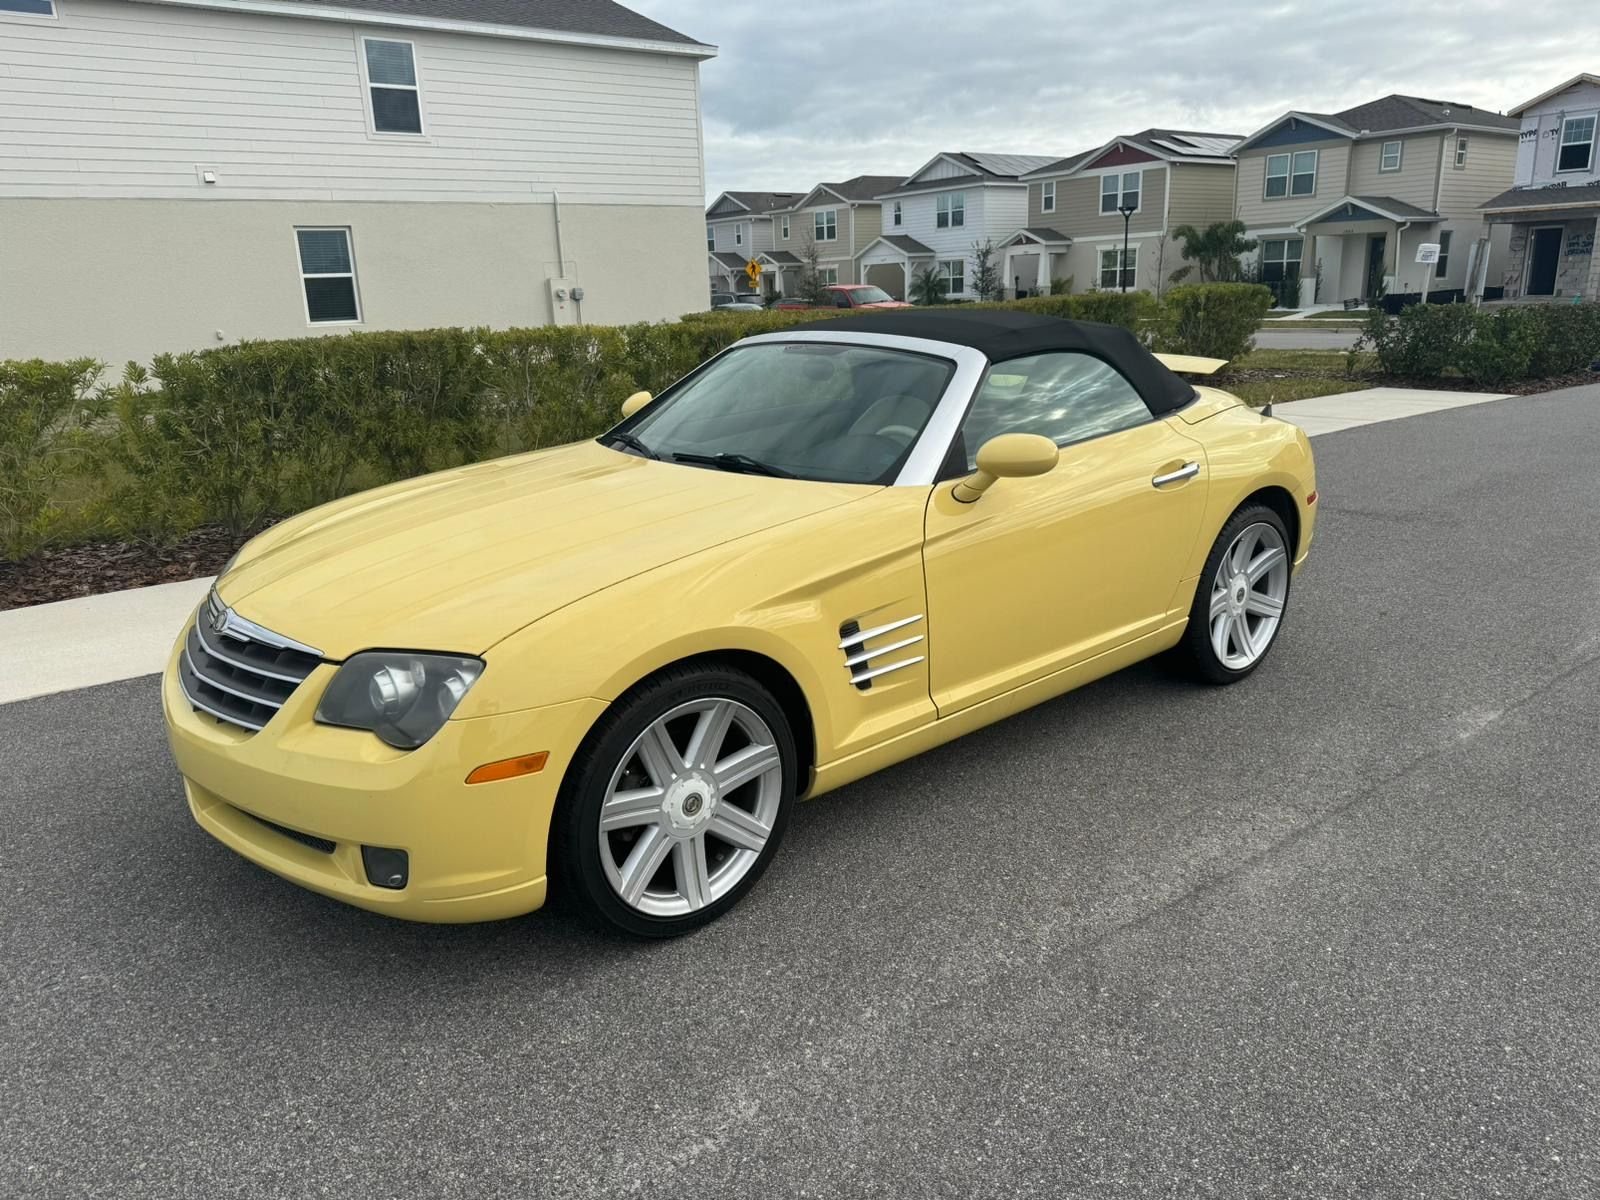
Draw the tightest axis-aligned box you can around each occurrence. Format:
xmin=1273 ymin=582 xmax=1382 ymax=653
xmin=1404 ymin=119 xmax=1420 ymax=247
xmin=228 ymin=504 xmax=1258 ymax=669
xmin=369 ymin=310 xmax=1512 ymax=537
xmin=1153 ymin=353 xmax=1228 ymax=376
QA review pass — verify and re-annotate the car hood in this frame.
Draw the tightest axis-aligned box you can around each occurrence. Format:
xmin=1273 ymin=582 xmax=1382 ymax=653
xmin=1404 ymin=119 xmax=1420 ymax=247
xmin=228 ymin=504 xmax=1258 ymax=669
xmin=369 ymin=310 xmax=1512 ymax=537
xmin=219 ymin=440 xmax=872 ymax=659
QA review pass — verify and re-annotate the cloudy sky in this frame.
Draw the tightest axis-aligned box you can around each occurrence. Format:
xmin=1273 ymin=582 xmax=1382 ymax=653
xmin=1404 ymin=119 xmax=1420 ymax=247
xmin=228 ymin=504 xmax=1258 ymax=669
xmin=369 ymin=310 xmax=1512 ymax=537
xmin=626 ymin=0 xmax=1594 ymax=202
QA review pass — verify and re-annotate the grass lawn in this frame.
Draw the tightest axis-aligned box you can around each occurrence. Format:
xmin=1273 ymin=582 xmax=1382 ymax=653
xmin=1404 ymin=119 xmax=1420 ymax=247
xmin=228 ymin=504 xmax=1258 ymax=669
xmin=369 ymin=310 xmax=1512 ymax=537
xmin=1215 ymin=348 xmax=1375 ymax=408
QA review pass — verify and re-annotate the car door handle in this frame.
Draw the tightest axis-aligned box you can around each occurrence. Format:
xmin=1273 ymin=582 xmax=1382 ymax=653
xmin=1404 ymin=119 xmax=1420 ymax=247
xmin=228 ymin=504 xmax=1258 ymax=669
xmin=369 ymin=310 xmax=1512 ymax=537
xmin=1151 ymin=462 xmax=1200 ymax=488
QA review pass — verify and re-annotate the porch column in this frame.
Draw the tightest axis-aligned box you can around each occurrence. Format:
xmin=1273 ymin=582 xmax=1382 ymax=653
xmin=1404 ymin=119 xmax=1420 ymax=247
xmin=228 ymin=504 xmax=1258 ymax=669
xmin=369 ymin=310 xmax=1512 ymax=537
xmin=1589 ymin=217 xmax=1600 ymax=301
xmin=1037 ymin=250 xmax=1051 ymax=293
xmin=1002 ymin=245 xmax=1019 ymax=298
xmin=904 ymin=260 xmax=912 ymax=300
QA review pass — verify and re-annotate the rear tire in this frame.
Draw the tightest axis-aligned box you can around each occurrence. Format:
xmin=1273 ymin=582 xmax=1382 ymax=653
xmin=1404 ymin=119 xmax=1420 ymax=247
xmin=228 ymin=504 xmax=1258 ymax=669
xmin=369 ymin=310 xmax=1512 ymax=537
xmin=1176 ymin=504 xmax=1293 ymax=685
xmin=549 ymin=663 xmax=795 ymax=938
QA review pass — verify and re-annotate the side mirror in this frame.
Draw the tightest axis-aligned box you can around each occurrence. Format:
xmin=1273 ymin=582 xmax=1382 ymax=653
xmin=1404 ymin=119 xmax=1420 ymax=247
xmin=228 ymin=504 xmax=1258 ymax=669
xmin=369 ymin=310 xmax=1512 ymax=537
xmin=620 ymin=390 xmax=653 ymax=419
xmin=952 ymin=433 xmax=1059 ymax=503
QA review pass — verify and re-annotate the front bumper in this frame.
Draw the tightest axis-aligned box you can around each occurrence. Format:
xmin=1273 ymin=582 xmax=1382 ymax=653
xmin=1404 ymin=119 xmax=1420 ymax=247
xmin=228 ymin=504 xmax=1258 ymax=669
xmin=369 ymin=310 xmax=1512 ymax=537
xmin=162 ymin=623 xmax=606 ymax=922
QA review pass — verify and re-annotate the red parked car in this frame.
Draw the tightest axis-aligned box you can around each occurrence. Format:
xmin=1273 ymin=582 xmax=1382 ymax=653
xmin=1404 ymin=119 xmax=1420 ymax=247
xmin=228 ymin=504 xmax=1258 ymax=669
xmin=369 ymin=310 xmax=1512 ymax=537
xmin=775 ymin=284 xmax=912 ymax=311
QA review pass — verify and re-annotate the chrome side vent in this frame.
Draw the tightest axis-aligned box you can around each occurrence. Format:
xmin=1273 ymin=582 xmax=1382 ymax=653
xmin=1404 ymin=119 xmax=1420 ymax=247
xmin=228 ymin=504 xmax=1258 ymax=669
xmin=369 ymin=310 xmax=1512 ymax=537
xmin=839 ymin=613 xmax=925 ymax=691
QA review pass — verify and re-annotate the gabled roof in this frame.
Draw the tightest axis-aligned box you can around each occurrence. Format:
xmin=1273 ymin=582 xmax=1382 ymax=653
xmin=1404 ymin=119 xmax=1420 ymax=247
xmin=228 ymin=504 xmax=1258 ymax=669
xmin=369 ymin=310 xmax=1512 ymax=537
xmin=859 ymin=234 xmax=937 ymax=258
xmin=1237 ymin=94 xmax=1517 ymax=152
xmin=1023 ymin=129 xmax=1242 ymax=178
xmin=708 ymin=251 xmax=749 ymax=270
xmin=706 ymin=190 xmax=806 ymax=219
xmin=141 ymin=0 xmax=714 ymax=55
xmin=876 ymin=151 xmax=1063 ymax=198
xmin=757 ymin=250 xmax=802 ymax=266
xmin=1003 ymin=227 xmax=1071 ymax=246
xmin=790 ymin=175 xmax=906 ymax=209
xmin=1509 ymin=74 xmax=1600 ymax=117
xmin=1483 ymin=181 xmax=1600 ymax=213
xmin=1296 ymin=194 xmax=1439 ymax=228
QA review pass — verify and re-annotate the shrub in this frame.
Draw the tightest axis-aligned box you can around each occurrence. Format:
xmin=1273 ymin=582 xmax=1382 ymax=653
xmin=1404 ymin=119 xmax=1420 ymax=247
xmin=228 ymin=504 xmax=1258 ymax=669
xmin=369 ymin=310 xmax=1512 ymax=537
xmin=1460 ymin=308 xmax=1540 ymax=387
xmin=1359 ymin=303 xmax=1475 ymax=378
xmin=0 ymin=357 xmax=102 ymax=558
xmin=1156 ymin=283 xmax=1274 ymax=362
xmin=1524 ymin=305 xmax=1600 ymax=378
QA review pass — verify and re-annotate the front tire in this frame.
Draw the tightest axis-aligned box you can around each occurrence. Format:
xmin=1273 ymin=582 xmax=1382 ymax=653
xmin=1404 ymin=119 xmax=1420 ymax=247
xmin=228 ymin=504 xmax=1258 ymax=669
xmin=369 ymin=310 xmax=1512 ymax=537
xmin=550 ymin=663 xmax=796 ymax=938
xmin=1176 ymin=504 xmax=1292 ymax=685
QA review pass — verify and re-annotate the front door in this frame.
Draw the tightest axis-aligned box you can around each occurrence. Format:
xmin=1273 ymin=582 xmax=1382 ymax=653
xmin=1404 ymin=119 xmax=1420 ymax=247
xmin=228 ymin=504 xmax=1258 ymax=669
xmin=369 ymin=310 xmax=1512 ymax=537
xmin=1365 ymin=234 xmax=1388 ymax=300
xmin=1527 ymin=227 xmax=1563 ymax=296
xmin=921 ymin=352 xmax=1208 ymax=716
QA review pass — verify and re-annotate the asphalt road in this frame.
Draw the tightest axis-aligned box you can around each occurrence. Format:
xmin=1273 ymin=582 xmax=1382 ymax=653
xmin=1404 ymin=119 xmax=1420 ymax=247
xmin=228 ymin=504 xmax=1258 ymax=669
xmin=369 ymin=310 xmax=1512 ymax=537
xmin=5 ymin=383 xmax=1600 ymax=1198
xmin=1255 ymin=326 xmax=1362 ymax=350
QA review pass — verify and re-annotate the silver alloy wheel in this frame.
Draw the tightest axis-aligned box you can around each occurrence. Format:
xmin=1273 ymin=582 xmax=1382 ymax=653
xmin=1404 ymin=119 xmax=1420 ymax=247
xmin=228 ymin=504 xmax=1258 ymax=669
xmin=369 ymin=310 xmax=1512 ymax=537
xmin=1209 ymin=521 xmax=1290 ymax=670
xmin=598 ymin=697 xmax=784 ymax=918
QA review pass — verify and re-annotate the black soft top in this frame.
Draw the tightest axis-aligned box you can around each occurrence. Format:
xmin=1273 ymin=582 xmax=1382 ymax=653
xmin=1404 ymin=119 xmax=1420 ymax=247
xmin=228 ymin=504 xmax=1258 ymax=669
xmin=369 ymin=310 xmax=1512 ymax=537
xmin=815 ymin=310 xmax=1196 ymax=416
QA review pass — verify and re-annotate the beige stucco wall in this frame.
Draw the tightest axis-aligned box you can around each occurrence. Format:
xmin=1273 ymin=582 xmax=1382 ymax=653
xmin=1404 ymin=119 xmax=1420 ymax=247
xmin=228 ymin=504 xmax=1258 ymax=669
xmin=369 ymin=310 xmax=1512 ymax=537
xmin=0 ymin=198 xmax=707 ymax=365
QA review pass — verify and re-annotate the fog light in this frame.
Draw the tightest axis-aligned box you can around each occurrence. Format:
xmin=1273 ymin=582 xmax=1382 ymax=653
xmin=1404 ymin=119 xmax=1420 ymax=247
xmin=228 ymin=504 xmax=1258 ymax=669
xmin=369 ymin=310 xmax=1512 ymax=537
xmin=362 ymin=846 xmax=409 ymax=890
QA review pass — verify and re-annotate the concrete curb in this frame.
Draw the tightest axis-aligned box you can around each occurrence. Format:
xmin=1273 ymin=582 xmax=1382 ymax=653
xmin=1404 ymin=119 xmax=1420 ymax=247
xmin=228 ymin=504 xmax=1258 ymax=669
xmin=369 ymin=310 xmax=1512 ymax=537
xmin=0 ymin=387 xmax=1521 ymax=706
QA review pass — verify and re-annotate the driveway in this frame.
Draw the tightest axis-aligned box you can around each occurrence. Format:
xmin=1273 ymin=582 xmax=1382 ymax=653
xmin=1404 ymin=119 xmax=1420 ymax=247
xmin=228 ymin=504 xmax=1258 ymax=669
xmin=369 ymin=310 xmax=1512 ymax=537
xmin=4 ymin=383 xmax=1600 ymax=1198
xmin=1256 ymin=325 xmax=1363 ymax=350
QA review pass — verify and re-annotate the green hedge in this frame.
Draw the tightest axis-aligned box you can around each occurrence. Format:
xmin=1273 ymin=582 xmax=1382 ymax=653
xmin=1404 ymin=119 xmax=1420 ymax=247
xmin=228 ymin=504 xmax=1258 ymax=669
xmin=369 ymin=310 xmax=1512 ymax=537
xmin=0 ymin=286 xmax=1248 ymax=562
xmin=1154 ymin=283 xmax=1274 ymax=363
xmin=1360 ymin=302 xmax=1600 ymax=387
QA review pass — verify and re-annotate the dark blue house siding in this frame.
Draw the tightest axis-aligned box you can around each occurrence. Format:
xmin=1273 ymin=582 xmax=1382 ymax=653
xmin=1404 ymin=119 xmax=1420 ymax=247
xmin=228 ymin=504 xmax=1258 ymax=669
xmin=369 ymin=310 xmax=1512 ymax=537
xmin=1250 ymin=120 xmax=1349 ymax=150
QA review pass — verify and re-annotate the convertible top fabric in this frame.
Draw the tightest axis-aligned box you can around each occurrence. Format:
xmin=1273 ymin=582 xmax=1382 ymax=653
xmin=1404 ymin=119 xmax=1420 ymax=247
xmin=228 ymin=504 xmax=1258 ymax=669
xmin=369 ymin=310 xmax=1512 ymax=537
xmin=815 ymin=310 xmax=1197 ymax=416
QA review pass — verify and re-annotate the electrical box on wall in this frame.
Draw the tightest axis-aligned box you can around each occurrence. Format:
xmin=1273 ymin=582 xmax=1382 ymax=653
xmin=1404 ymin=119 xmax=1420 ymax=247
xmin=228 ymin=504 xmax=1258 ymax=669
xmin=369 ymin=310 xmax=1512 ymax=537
xmin=547 ymin=276 xmax=580 ymax=326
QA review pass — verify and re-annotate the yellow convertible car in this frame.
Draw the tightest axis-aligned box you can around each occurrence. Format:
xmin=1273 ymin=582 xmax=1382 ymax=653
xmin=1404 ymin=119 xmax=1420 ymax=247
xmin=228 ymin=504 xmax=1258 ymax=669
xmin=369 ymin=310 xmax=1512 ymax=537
xmin=164 ymin=311 xmax=1316 ymax=936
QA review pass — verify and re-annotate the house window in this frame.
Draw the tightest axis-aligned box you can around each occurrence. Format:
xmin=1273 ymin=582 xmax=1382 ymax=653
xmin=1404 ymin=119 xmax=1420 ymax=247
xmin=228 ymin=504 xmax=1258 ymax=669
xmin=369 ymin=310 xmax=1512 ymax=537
xmin=936 ymin=192 xmax=965 ymax=229
xmin=1558 ymin=115 xmax=1596 ymax=173
xmin=1454 ymin=137 xmax=1469 ymax=168
xmin=1265 ymin=150 xmax=1317 ymax=198
xmin=815 ymin=209 xmax=838 ymax=241
xmin=364 ymin=38 xmax=422 ymax=134
xmin=1435 ymin=230 xmax=1452 ymax=279
xmin=1098 ymin=245 xmax=1136 ymax=289
xmin=1260 ymin=238 xmax=1304 ymax=290
xmin=0 ymin=0 xmax=57 ymax=14
xmin=819 ymin=266 xmax=839 ymax=286
xmin=892 ymin=201 xmax=902 ymax=227
xmin=1100 ymin=172 xmax=1140 ymax=215
xmin=707 ymin=226 xmax=715 ymax=251
xmin=735 ymin=224 xmax=743 ymax=247
xmin=940 ymin=258 xmax=965 ymax=295
xmin=296 ymin=228 xmax=361 ymax=324
xmin=1379 ymin=140 xmax=1402 ymax=172
xmin=781 ymin=215 xmax=790 ymax=240
xmin=1041 ymin=180 xmax=1056 ymax=213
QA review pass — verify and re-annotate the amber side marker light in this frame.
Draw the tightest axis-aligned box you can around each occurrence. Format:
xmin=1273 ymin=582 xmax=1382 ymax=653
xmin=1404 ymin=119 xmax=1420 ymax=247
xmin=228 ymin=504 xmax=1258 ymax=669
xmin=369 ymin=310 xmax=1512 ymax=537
xmin=466 ymin=752 xmax=549 ymax=785
xmin=1307 ymin=491 xmax=1319 ymax=505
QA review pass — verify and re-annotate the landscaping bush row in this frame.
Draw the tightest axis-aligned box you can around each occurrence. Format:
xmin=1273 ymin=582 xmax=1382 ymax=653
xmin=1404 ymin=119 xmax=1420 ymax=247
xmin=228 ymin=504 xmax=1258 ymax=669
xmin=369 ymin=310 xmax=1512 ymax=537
xmin=1360 ymin=303 xmax=1600 ymax=387
xmin=0 ymin=285 xmax=1267 ymax=562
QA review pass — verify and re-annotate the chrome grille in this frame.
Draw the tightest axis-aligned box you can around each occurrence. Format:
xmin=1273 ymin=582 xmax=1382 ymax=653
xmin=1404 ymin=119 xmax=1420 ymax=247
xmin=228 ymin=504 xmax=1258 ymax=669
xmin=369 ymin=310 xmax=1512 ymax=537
xmin=177 ymin=590 xmax=323 ymax=734
xmin=839 ymin=613 xmax=925 ymax=691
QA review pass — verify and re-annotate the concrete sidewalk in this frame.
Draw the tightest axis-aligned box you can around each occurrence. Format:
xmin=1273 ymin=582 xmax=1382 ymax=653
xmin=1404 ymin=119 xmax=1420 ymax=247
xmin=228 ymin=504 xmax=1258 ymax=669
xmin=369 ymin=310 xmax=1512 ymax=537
xmin=0 ymin=385 xmax=1523 ymax=706
xmin=1272 ymin=386 xmax=1513 ymax=436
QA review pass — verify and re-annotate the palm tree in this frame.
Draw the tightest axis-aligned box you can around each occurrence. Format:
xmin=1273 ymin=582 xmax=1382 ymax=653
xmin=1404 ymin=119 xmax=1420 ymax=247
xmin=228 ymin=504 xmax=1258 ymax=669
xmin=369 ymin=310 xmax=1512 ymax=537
xmin=1169 ymin=221 xmax=1257 ymax=284
xmin=910 ymin=264 xmax=949 ymax=306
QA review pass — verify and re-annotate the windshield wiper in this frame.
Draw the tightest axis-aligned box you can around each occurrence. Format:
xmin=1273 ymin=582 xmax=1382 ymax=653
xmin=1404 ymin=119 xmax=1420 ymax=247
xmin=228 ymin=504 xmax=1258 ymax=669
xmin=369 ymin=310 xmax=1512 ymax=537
xmin=672 ymin=451 xmax=793 ymax=479
xmin=603 ymin=430 xmax=658 ymax=460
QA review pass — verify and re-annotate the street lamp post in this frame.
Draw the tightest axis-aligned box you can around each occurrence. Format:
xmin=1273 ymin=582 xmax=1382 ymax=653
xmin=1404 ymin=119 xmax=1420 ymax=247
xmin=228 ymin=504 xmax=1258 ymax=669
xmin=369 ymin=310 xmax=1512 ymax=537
xmin=1117 ymin=203 xmax=1138 ymax=294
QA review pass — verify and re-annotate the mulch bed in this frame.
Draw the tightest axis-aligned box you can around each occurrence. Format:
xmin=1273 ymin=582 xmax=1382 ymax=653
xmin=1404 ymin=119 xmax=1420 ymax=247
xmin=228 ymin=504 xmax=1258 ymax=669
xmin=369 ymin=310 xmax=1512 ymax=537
xmin=0 ymin=522 xmax=275 ymax=612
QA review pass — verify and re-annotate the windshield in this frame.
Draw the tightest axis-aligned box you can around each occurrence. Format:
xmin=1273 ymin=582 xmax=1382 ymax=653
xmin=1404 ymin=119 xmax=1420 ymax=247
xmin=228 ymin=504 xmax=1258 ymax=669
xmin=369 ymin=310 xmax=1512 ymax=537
xmin=610 ymin=342 xmax=955 ymax=485
xmin=846 ymin=286 xmax=894 ymax=304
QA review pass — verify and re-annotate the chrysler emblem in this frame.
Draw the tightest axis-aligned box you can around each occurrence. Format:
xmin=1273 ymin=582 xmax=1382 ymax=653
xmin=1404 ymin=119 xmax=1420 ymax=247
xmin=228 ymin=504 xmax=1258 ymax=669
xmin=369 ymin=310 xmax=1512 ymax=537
xmin=209 ymin=598 xmax=231 ymax=636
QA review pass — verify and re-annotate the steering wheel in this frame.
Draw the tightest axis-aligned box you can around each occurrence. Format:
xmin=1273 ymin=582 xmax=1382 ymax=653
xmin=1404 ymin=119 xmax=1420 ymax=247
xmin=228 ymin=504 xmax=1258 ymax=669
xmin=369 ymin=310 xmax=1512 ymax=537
xmin=874 ymin=424 xmax=919 ymax=446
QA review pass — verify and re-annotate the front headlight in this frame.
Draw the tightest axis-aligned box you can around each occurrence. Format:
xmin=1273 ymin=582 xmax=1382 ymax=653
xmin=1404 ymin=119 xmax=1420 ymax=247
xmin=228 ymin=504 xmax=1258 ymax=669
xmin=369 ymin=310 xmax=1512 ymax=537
xmin=315 ymin=651 xmax=485 ymax=749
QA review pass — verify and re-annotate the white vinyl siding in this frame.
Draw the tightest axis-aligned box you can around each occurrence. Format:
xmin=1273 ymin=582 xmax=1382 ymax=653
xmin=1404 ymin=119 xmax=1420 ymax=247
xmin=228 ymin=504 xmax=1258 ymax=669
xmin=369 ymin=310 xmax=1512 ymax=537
xmin=935 ymin=192 xmax=965 ymax=228
xmin=0 ymin=0 xmax=705 ymax=205
xmin=893 ymin=185 xmax=1024 ymax=262
xmin=814 ymin=209 xmax=838 ymax=241
xmin=1379 ymin=140 xmax=1401 ymax=171
xmin=296 ymin=226 xmax=361 ymax=323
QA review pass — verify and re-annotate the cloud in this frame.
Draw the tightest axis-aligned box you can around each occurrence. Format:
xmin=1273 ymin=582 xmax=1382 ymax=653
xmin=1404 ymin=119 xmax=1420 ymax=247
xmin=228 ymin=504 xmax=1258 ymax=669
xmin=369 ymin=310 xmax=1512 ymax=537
xmin=626 ymin=0 xmax=1592 ymax=201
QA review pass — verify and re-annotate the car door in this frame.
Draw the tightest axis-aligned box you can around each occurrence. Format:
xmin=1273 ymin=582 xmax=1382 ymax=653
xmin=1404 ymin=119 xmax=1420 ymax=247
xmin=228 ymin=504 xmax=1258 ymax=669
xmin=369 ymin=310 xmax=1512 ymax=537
xmin=922 ymin=351 xmax=1208 ymax=716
